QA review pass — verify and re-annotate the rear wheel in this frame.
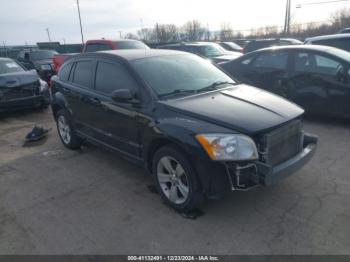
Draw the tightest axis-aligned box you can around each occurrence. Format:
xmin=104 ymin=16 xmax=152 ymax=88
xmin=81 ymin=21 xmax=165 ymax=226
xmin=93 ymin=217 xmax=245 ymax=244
xmin=56 ymin=110 xmax=82 ymax=150
xmin=152 ymin=145 xmax=204 ymax=212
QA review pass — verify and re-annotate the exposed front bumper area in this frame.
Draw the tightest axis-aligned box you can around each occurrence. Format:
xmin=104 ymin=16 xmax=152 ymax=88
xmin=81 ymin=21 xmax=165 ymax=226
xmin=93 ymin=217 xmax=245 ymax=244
xmin=225 ymin=133 xmax=318 ymax=191
xmin=195 ymin=133 xmax=318 ymax=198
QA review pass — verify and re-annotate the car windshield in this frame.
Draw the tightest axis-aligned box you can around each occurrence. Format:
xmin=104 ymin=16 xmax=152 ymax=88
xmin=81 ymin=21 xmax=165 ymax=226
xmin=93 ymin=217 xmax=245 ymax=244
xmin=0 ymin=60 xmax=25 ymax=74
xmin=115 ymin=41 xmax=150 ymax=49
xmin=30 ymin=50 xmax=58 ymax=61
xmin=224 ymin=42 xmax=242 ymax=49
xmin=197 ymin=44 xmax=226 ymax=57
xmin=131 ymin=54 xmax=235 ymax=97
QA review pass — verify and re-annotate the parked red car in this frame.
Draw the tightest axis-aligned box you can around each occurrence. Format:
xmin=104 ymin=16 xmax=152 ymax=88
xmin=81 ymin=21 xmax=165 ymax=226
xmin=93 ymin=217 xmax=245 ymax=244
xmin=53 ymin=39 xmax=149 ymax=72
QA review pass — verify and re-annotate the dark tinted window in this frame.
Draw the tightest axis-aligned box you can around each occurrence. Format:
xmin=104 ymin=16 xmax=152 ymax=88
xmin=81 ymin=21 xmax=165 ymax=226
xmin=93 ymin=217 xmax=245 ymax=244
xmin=72 ymin=60 xmax=95 ymax=88
xmin=115 ymin=41 xmax=149 ymax=49
xmin=314 ymin=38 xmax=350 ymax=52
xmin=85 ymin=44 xmax=112 ymax=52
xmin=59 ymin=63 xmax=73 ymax=81
xmin=30 ymin=50 xmax=58 ymax=61
xmin=252 ymin=52 xmax=289 ymax=69
xmin=95 ymin=61 xmax=138 ymax=94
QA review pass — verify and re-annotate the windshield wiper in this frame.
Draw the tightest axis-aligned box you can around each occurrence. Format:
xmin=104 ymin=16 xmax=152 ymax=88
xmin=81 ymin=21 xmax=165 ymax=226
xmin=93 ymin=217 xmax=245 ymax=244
xmin=197 ymin=81 xmax=236 ymax=93
xmin=159 ymin=89 xmax=198 ymax=98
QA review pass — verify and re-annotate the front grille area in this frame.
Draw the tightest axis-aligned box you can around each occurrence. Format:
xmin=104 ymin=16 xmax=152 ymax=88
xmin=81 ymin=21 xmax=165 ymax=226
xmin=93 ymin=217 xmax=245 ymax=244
xmin=258 ymin=120 xmax=303 ymax=166
xmin=1 ymin=82 xmax=39 ymax=101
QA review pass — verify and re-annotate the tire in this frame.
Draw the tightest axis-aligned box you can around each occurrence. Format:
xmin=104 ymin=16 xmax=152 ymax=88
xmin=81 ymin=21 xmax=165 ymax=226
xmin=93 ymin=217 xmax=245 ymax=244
xmin=152 ymin=145 xmax=204 ymax=212
xmin=56 ymin=109 xmax=82 ymax=150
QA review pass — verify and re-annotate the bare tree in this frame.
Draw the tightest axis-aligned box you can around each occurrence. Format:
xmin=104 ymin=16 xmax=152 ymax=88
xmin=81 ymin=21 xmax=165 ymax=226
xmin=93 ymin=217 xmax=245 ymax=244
xmin=220 ymin=22 xmax=234 ymax=41
xmin=183 ymin=20 xmax=206 ymax=41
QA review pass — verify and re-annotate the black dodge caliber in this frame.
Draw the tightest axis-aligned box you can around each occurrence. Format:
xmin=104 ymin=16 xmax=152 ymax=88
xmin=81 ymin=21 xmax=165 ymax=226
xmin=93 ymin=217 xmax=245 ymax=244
xmin=50 ymin=50 xmax=317 ymax=211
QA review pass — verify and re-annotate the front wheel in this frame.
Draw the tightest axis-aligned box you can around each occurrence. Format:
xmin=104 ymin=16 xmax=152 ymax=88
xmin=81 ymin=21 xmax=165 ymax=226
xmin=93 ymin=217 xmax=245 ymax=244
xmin=152 ymin=145 xmax=204 ymax=212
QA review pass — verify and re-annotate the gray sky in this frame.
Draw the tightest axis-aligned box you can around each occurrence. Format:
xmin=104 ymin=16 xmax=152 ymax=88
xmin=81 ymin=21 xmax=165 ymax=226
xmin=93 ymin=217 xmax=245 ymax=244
xmin=0 ymin=0 xmax=349 ymax=45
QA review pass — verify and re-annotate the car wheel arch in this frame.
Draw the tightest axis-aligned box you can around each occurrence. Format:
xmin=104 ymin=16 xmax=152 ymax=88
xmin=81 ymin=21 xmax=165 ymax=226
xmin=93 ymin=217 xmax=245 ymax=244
xmin=144 ymin=137 xmax=191 ymax=174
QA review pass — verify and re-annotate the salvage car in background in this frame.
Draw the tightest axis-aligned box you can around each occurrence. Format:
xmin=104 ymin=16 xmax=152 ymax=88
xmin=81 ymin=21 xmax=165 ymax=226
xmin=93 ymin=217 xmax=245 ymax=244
xmin=17 ymin=49 xmax=58 ymax=83
xmin=220 ymin=45 xmax=350 ymax=118
xmin=243 ymin=38 xmax=302 ymax=53
xmin=53 ymin=39 xmax=150 ymax=72
xmin=0 ymin=58 xmax=50 ymax=113
xmin=158 ymin=42 xmax=242 ymax=63
xmin=218 ymin=42 xmax=243 ymax=53
xmin=50 ymin=49 xmax=317 ymax=211
xmin=305 ymin=33 xmax=350 ymax=52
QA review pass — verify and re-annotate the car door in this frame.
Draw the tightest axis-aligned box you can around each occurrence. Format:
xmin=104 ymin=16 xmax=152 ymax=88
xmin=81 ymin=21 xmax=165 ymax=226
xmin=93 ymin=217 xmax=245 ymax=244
xmin=62 ymin=59 xmax=98 ymax=135
xmin=289 ymin=50 xmax=350 ymax=116
xmin=236 ymin=51 xmax=291 ymax=96
xmin=87 ymin=59 xmax=141 ymax=157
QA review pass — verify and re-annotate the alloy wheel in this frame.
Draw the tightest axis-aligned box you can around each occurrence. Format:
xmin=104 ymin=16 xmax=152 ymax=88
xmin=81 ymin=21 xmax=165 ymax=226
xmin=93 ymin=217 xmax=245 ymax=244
xmin=157 ymin=156 xmax=190 ymax=204
xmin=57 ymin=115 xmax=71 ymax=145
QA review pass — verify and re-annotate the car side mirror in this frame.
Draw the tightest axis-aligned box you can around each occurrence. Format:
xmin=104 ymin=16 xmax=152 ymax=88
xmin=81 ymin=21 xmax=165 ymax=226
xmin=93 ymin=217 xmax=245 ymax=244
xmin=111 ymin=89 xmax=138 ymax=104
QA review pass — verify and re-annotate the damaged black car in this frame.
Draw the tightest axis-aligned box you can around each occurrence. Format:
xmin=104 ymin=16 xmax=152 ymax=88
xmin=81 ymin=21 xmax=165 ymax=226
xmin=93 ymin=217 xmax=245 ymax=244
xmin=0 ymin=58 xmax=50 ymax=113
xmin=50 ymin=50 xmax=318 ymax=212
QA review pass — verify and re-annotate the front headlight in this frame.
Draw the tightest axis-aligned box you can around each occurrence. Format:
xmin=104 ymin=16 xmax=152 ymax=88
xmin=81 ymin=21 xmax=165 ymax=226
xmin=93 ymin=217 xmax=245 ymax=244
xmin=196 ymin=134 xmax=258 ymax=161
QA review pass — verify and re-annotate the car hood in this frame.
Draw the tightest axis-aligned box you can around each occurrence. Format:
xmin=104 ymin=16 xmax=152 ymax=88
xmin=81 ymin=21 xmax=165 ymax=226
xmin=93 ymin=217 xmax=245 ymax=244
xmin=211 ymin=53 xmax=242 ymax=63
xmin=0 ymin=70 xmax=39 ymax=88
xmin=159 ymin=84 xmax=304 ymax=135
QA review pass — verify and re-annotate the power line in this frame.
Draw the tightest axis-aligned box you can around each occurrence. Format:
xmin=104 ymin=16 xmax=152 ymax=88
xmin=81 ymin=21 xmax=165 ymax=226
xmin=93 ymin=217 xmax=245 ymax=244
xmin=297 ymin=0 xmax=350 ymax=7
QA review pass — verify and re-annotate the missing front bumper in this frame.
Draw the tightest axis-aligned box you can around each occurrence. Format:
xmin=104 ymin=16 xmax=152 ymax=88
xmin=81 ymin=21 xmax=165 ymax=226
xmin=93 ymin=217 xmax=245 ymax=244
xmin=225 ymin=133 xmax=318 ymax=191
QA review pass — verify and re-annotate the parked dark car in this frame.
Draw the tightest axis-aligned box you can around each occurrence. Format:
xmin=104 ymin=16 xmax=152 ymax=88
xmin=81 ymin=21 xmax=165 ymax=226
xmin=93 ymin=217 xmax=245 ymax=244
xmin=220 ymin=45 xmax=350 ymax=118
xmin=0 ymin=58 xmax=50 ymax=113
xmin=158 ymin=42 xmax=242 ymax=63
xmin=218 ymin=42 xmax=243 ymax=53
xmin=305 ymin=33 xmax=350 ymax=52
xmin=17 ymin=49 xmax=58 ymax=82
xmin=50 ymin=50 xmax=317 ymax=211
xmin=244 ymin=38 xmax=302 ymax=53
xmin=338 ymin=28 xmax=350 ymax=34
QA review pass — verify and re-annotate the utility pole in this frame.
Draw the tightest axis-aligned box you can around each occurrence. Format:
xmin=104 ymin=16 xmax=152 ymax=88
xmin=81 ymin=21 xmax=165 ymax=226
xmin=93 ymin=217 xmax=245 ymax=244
xmin=2 ymin=41 xmax=8 ymax=57
xmin=284 ymin=0 xmax=291 ymax=36
xmin=46 ymin=28 xmax=52 ymax=42
xmin=118 ymin=30 xmax=123 ymax=39
xmin=76 ymin=0 xmax=85 ymax=45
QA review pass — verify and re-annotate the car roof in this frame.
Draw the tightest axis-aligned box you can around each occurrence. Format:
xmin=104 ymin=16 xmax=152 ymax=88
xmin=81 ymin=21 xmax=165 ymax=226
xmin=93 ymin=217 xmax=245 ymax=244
xmin=86 ymin=39 xmax=141 ymax=43
xmin=245 ymin=44 xmax=350 ymax=61
xmin=74 ymin=49 xmax=190 ymax=61
xmin=161 ymin=42 xmax=215 ymax=47
xmin=306 ymin=33 xmax=350 ymax=42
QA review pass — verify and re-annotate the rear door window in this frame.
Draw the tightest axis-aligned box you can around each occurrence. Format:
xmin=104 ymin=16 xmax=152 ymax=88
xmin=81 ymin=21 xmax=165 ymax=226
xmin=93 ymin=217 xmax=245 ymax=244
xmin=252 ymin=52 xmax=289 ymax=70
xmin=95 ymin=61 xmax=138 ymax=95
xmin=72 ymin=60 xmax=95 ymax=88
xmin=294 ymin=52 xmax=343 ymax=77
